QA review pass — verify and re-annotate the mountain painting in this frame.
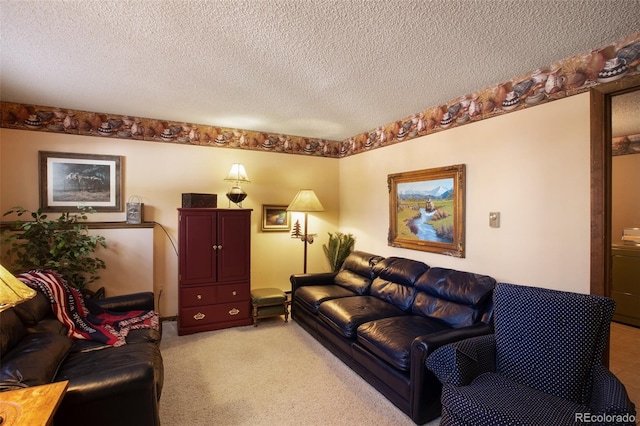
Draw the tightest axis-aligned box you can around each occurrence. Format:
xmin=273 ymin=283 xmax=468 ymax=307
xmin=396 ymin=178 xmax=455 ymax=243
xmin=388 ymin=164 xmax=465 ymax=257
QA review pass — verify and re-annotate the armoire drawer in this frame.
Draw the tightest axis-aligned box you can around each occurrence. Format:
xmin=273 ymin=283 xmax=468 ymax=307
xmin=180 ymin=286 xmax=216 ymax=308
xmin=216 ymin=283 xmax=250 ymax=303
xmin=179 ymin=302 xmax=251 ymax=328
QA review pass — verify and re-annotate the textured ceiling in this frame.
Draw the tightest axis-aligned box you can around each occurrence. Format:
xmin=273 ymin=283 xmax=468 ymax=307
xmin=612 ymin=90 xmax=640 ymax=138
xmin=1 ymin=0 xmax=639 ymax=141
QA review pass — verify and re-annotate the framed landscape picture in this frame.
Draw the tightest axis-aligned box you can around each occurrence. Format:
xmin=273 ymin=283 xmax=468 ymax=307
xmin=388 ymin=164 xmax=465 ymax=257
xmin=39 ymin=151 xmax=122 ymax=212
xmin=261 ymin=204 xmax=291 ymax=232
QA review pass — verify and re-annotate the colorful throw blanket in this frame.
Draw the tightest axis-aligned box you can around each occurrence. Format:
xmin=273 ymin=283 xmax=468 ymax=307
xmin=17 ymin=270 xmax=159 ymax=347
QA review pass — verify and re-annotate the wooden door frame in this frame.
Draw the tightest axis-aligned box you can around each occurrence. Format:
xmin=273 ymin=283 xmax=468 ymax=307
xmin=590 ymin=74 xmax=640 ymax=297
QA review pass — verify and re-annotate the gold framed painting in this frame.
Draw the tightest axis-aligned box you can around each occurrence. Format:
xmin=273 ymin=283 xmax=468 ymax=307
xmin=388 ymin=164 xmax=465 ymax=257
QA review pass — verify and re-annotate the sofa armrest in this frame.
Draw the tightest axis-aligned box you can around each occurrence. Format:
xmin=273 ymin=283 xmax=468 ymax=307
xmin=290 ymin=273 xmax=338 ymax=294
xmin=92 ymin=292 xmax=156 ymax=312
xmin=426 ymin=334 xmax=496 ymax=386
xmin=589 ymin=363 xmax=636 ymax=419
xmin=411 ymin=323 xmax=493 ymax=382
xmin=408 ymin=322 xmax=493 ymax=420
xmin=411 ymin=322 xmax=493 ymax=358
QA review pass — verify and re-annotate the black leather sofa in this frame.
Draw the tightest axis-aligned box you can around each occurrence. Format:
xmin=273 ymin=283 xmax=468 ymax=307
xmin=290 ymin=251 xmax=496 ymax=425
xmin=0 ymin=290 xmax=164 ymax=426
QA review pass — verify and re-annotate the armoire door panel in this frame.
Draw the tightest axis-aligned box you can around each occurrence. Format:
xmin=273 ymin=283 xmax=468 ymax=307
xmin=178 ymin=211 xmax=217 ymax=285
xmin=217 ymin=211 xmax=251 ymax=283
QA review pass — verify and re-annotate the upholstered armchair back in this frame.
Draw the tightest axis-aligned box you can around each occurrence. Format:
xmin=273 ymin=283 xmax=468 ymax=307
xmin=493 ymin=283 xmax=615 ymax=405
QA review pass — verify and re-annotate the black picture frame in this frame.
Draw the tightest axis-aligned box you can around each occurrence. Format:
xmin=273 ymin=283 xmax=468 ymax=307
xmin=39 ymin=151 xmax=122 ymax=212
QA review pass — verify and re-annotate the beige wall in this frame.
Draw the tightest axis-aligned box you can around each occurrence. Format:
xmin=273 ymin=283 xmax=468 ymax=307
xmin=0 ymin=130 xmax=340 ymax=317
xmin=0 ymin=92 xmax=595 ymax=315
xmin=338 ymin=93 xmax=592 ymax=294
xmin=613 ymin=154 xmax=640 ymax=241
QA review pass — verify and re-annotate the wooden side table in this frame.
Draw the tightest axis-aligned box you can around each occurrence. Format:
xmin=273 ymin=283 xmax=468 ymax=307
xmin=0 ymin=380 xmax=69 ymax=426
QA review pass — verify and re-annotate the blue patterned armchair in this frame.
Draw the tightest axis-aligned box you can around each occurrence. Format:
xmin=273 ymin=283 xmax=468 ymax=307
xmin=426 ymin=283 xmax=636 ymax=426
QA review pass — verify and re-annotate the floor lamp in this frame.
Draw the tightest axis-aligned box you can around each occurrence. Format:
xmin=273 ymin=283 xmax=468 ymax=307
xmin=287 ymin=189 xmax=324 ymax=274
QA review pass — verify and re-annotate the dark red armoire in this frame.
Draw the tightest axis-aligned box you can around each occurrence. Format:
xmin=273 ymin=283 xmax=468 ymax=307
xmin=177 ymin=208 xmax=252 ymax=335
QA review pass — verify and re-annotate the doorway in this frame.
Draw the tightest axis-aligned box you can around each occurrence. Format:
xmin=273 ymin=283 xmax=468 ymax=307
xmin=590 ymin=74 xmax=640 ymax=408
xmin=590 ymin=73 xmax=640 ymax=298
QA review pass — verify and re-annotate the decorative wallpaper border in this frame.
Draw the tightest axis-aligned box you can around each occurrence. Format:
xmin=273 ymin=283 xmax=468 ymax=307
xmin=613 ymin=133 xmax=640 ymax=156
xmin=2 ymin=33 xmax=639 ymax=158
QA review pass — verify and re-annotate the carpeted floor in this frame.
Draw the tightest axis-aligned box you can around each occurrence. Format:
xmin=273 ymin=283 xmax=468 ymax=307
xmin=159 ymin=318 xmax=440 ymax=425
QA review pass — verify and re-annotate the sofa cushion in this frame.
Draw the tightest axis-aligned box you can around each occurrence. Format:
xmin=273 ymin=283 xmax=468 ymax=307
xmin=0 ymin=309 xmax=27 ymax=355
xmin=370 ymin=277 xmax=417 ymax=312
xmin=415 ymin=267 xmax=496 ymax=305
xmin=26 ymin=318 xmax=68 ymax=336
xmin=440 ymin=372 xmax=588 ymax=425
xmin=372 ymin=257 xmax=430 ymax=287
xmin=332 ymin=251 xmax=384 ymax=295
xmin=412 ymin=295 xmax=479 ymax=328
xmin=318 ymin=296 xmax=407 ymax=338
xmin=56 ymin=341 xmax=164 ymax=399
xmin=334 ymin=270 xmax=372 ymax=295
xmin=125 ymin=327 xmax=163 ymax=345
xmin=295 ymin=285 xmax=357 ymax=313
xmin=340 ymin=251 xmax=384 ymax=278
xmin=0 ymin=331 xmax=73 ymax=387
xmin=90 ymin=291 xmax=156 ymax=312
xmin=370 ymin=257 xmax=429 ymax=311
xmin=412 ymin=267 xmax=496 ymax=327
xmin=357 ymin=315 xmax=451 ymax=371
xmin=12 ymin=291 xmax=52 ymax=325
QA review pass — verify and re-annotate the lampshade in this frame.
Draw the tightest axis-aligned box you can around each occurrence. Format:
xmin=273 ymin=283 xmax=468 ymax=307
xmin=224 ymin=163 xmax=250 ymax=183
xmin=0 ymin=264 xmax=36 ymax=312
xmin=287 ymin=189 xmax=325 ymax=212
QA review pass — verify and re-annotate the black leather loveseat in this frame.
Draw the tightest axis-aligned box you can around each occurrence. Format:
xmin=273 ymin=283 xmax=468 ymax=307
xmin=290 ymin=251 xmax=496 ymax=424
xmin=0 ymin=290 xmax=164 ymax=426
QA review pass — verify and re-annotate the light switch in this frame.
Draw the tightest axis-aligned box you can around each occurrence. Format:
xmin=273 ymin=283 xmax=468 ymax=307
xmin=489 ymin=212 xmax=500 ymax=228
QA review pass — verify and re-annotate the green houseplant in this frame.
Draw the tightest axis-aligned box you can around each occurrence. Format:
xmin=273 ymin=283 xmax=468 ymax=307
xmin=1 ymin=206 xmax=107 ymax=291
xmin=322 ymin=232 xmax=356 ymax=272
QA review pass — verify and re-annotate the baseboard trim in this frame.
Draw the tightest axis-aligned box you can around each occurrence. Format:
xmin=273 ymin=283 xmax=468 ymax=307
xmin=161 ymin=316 xmax=177 ymax=322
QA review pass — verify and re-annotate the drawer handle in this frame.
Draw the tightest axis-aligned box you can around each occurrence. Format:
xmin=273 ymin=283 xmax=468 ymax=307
xmin=193 ymin=312 xmax=205 ymax=320
xmin=197 ymin=294 xmax=202 ymax=300
xmin=229 ymin=308 xmax=240 ymax=316
xmin=232 ymin=291 xmax=237 ymax=296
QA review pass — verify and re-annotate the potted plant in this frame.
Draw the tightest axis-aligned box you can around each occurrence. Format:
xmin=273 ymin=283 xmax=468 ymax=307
xmin=1 ymin=206 xmax=107 ymax=294
xmin=322 ymin=232 xmax=356 ymax=272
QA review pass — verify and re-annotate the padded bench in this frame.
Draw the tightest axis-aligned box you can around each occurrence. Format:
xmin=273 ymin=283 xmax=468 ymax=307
xmin=250 ymin=288 xmax=290 ymax=327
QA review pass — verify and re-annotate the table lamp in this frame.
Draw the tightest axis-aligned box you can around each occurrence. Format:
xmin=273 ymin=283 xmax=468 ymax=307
xmin=0 ymin=264 xmax=36 ymax=312
xmin=224 ymin=163 xmax=250 ymax=207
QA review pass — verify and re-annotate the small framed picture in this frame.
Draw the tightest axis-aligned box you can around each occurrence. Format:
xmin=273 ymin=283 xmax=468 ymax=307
xmin=39 ymin=151 xmax=122 ymax=212
xmin=261 ymin=205 xmax=291 ymax=232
